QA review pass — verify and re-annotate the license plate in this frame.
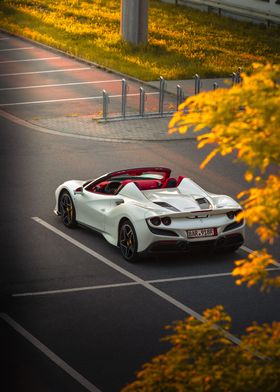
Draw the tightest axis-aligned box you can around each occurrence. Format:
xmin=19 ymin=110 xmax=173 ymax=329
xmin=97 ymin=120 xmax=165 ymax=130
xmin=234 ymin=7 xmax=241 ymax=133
xmin=187 ymin=228 xmax=217 ymax=239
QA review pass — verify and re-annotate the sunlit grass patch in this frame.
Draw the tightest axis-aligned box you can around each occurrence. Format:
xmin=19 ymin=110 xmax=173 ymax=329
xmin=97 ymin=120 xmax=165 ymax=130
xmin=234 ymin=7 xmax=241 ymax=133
xmin=0 ymin=0 xmax=279 ymax=80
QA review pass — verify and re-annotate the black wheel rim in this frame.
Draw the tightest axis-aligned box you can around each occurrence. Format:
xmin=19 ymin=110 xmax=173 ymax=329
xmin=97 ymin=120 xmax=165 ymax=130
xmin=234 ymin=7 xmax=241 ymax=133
xmin=60 ymin=194 xmax=73 ymax=226
xmin=120 ymin=223 xmax=136 ymax=260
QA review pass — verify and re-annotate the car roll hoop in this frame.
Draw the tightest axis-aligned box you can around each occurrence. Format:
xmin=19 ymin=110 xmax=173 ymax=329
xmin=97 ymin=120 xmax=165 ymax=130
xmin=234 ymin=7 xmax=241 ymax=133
xmin=104 ymin=181 xmax=122 ymax=195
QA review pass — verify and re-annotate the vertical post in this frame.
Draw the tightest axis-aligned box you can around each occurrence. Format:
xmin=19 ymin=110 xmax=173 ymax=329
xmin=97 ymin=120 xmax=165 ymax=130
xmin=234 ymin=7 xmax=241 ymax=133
xmin=121 ymin=78 xmax=127 ymax=118
xmin=120 ymin=0 xmax=148 ymax=45
xmin=159 ymin=76 xmax=165 ymax=115
xmin=139 ymin=87 xmax=145 ymax=117
xmin=176 ymin=84 xmax=183 ymax=110
xmin=102 ymin=89 xmax=109 ymax=120
xmin=213 ymin=82 xmax=218 ymax=91
xmin=236 ymin=67 xmax=242 ymax=84
xmin=194 ymin=74 xmax=200 ymax=95
xmin=232 ymin=72 xmax=237 ymax=86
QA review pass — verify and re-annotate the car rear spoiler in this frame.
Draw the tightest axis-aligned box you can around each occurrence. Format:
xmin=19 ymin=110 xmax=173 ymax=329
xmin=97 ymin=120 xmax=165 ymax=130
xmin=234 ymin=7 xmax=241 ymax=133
xmin=156 ymin=207 xmax=240 ymax=219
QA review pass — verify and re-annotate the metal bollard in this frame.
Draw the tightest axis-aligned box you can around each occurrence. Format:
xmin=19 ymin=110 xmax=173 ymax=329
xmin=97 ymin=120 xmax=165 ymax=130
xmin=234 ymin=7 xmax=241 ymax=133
xmin=176 ymin=84 xmax=184 ymax=110
xmin=194 ymin=74 xmax=201 ymax=95
xmin=102 ymin=89 xmax=109 ymax=120
xmin=159 ymin=76 xmax=165 ymax=115
xmin=121 ymin=78 xmax=128 ymax=118
xmin=236 ymin=67 xmax=242 ymax=84
xmin=231 ymin=72 xmax=237 ymax=86
xmin=139 ymin=87 xmax=145 ymax=117
xmin=213 ymin=82 xmax=218 ymax=91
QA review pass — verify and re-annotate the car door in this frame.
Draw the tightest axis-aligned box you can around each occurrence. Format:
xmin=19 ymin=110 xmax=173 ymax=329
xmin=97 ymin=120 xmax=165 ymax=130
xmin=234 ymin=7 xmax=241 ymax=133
xmin=74 ymin=190 xmax=112 ymax=232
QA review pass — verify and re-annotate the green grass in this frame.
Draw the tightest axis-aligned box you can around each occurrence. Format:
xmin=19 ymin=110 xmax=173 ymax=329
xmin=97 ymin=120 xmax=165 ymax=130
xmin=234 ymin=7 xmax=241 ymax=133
xmin=0 ymin=0 xmax=279 ymax=80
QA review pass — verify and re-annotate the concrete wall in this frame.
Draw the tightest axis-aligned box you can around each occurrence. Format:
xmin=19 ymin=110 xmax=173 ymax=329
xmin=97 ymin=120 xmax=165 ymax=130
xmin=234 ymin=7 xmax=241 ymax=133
xmin=162 ymin=0 xmax=280 ymax=24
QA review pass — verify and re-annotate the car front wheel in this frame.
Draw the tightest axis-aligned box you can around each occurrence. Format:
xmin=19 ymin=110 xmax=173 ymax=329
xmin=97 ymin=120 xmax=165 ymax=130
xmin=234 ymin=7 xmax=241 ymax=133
xmin=60 ymin=191 xmax=76 ymax=228
xmin=119 ymin=220 xmax=138 ymax=262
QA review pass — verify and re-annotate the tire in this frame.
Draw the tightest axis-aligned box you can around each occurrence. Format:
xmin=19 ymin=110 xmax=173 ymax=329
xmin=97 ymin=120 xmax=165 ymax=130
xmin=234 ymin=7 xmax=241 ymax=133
xmin=59 ymin=191 xmax=76 ymax=228
xmin=119 ymin=220 xmax=138 ymax=262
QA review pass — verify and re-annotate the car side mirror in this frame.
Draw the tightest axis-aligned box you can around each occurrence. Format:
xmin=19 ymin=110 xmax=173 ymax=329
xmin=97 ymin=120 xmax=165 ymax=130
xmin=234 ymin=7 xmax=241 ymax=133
xmin=74 ymin=186 xmax=84 ymax=195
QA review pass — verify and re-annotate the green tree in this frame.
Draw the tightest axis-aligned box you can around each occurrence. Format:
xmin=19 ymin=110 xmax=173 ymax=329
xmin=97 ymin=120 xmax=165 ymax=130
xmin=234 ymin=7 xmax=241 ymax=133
xmin=122 ymin=64 xmax=280 ymax=391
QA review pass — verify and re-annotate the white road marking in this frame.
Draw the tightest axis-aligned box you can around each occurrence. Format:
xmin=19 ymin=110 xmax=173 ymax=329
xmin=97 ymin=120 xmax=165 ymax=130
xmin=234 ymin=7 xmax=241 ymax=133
xmin=0 ymin=95 xmax=105 ymax=105
xmin=0 ymin=37 xmax=10 ymax=40
xmin=13 ymin=282 xmax=138 ymax=297
xmin=0 ymin=46 xmax=34 ymax=52
xmin=0 ymin=79 xmax=122 ymax=91
xmin=0 ymin=56 xmax=61 ymax=64
xmin=149 ymin=267 xmax=280 ymax=284
xmin=31 ymin=216 xmax=242 ymax=346
xmin=240 ymin=245 xmax=280 ymax=267
xmin=12 ymin=268 xmax=279 ymax=298
xmin=0 ymin=67 xmax=91 ymax=77
xmin=0 ymin=92 xmax=158 ymax=106
xmin=240 ymin=245 xmax=255 ymax=254
xmin=0 ymin=313 xmax=102 ymax=392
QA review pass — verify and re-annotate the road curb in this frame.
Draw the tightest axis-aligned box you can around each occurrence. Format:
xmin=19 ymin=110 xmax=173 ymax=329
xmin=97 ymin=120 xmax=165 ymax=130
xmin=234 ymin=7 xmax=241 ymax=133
xmin=0 ymin=110 xmax=194 ymax=142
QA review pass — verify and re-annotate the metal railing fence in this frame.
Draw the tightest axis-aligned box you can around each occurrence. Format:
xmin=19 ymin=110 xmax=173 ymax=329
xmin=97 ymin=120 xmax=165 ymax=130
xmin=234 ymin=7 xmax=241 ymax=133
xmin=100 ymin=69 xmax=242 ymax=122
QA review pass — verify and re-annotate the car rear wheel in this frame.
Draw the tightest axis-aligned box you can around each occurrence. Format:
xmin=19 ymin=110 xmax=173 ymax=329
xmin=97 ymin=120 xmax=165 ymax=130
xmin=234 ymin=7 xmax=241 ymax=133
xmin=60 ymin=191 xmax=76 ymax=228
xmin=119 ymin=220 xmax=138 ymax=262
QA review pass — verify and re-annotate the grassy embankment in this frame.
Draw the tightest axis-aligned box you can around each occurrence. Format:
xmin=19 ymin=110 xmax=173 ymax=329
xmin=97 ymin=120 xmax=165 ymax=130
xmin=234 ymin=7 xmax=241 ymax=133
xmin=0 ymin=0 xmax=279 ymax=80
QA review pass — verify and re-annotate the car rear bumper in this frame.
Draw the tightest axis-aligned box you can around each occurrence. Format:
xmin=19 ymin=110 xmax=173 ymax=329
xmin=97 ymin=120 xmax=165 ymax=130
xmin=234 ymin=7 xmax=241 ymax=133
xmin=143 ymin=233 xmax=244 ymax=254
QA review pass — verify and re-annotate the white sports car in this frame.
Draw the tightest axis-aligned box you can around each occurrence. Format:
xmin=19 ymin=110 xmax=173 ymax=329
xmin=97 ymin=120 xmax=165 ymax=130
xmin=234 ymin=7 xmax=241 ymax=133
xmin=54 ymin=167 xmax=245 ymax=261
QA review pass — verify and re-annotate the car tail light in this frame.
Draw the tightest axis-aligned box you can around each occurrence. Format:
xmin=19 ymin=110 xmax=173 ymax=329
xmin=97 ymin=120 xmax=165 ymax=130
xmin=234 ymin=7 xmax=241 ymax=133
xmin=227 ymin=211 xmax=235 ymax=220
xmin=150 ymin=217 xmax=172 ymax=226
xmin=150 ymin=217 xmax=161 ymax=226
xmin=161 ymin=217 xmax=171 ymax=226
xmin=227 ymin=210 xmax=243 ymax=220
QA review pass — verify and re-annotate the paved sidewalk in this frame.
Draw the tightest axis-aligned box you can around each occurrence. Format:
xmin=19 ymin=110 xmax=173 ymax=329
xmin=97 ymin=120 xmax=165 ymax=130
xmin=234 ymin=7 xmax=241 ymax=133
xmin=30 ymin=114 xmax=195 ymax=142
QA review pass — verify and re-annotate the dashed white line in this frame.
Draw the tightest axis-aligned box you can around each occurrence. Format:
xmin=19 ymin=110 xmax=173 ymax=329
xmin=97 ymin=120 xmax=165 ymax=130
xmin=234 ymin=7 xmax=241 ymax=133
xmin=0 ymin=37 xmax=10 ymax=40
xmin=240 ymin=245 xmax=255 ymax=254
xmin=0 ymin=95 xmax=104 ymax=106
xmin=13 ymin=281 xmax=138 ymax=297
xmin=13 ymin=268 xmax=279 ymax=298
xmin=0 ymin=67 xmax=91 ymax=77
xmin=0 ymin=56 xmax=61 ymax=64
xmin=0 ymin=79 xmax=122 ymax=91
xmin=150 ymin=268 xmax=280 ymax=284
xmin=0 ymin=92 xmax=158 ymax=106
xmin=31 ymin=216 xmax=242 ymax=346
xmin=0 ymin=46 xmax=34 ymax=52
xmin=0 ymin=313 xmax=102 ymax=392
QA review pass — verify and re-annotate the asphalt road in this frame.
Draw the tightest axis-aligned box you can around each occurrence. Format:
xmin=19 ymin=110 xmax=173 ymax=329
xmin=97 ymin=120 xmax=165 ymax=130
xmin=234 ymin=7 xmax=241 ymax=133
xmin=0 ymin=33 xmax=176 ymax=120
xmin=0 ymin=31 xmax=279 ymax=392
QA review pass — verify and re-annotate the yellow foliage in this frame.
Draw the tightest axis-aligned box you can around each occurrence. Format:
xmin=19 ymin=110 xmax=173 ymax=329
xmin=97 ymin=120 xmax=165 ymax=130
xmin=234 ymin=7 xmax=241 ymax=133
xmin=169 ymin=63 xmax=280 ymax=288
xmin=233 ymin=249 xmax=277 ymax=289
xmin=122 ymin=306 xmax=280 ymax=391
xmin=169 ymin=63 xmax=280 ymax=173
xmin=238 ymin=174 xmax=280 ymax=243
